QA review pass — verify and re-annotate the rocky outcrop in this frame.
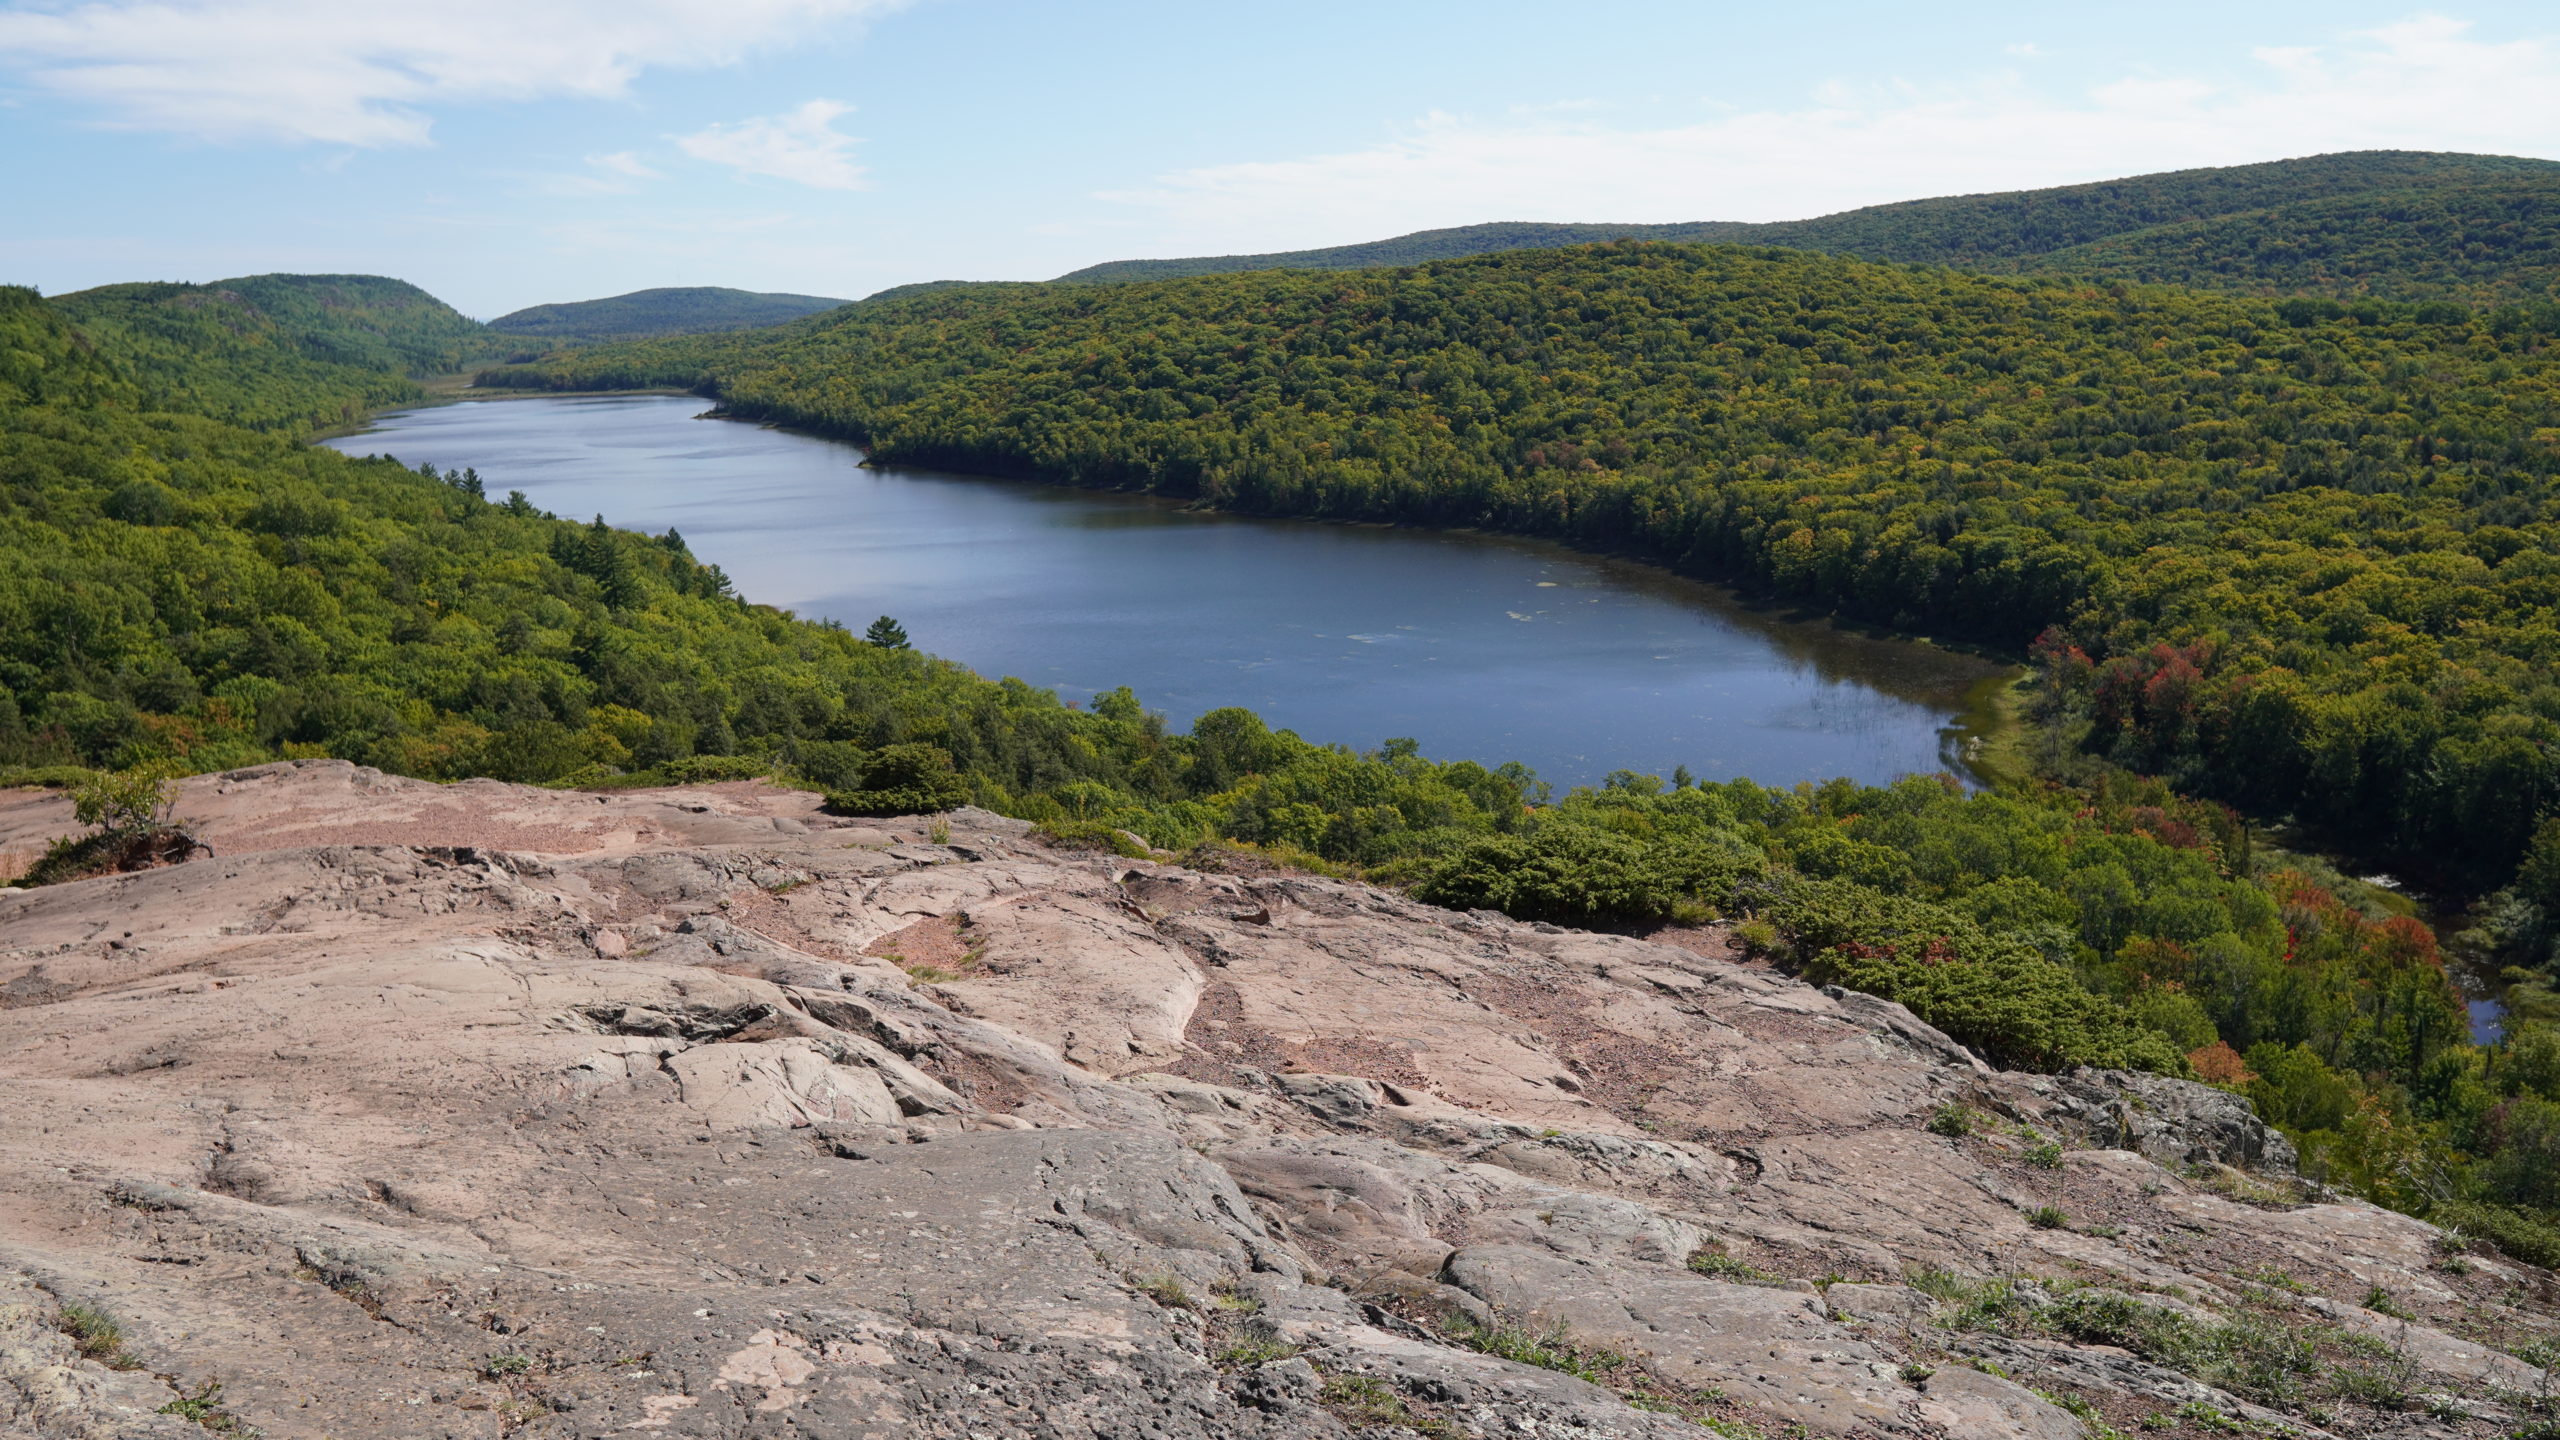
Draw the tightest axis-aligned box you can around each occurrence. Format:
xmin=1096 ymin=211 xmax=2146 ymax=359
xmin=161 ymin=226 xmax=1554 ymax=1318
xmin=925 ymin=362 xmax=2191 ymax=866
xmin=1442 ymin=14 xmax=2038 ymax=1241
xmin=2032 ymin=1067 xmax=2303 ymax=1174
xmin=0 ymin=760 xmax=2549 ymax=1439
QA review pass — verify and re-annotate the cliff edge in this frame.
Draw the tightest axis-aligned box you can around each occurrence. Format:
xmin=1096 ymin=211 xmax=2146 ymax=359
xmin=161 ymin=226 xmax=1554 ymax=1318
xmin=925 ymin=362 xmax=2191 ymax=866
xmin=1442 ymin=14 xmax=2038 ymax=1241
xmin=0 ymin=762 xmax=2545 ymax=1439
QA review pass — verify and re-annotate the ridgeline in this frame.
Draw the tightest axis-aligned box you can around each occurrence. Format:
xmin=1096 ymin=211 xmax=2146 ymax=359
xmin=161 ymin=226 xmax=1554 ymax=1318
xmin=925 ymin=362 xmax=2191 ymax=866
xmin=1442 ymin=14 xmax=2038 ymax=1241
xmin=487 ymin=285 xmax=852 ymax=344
xmin=1057 ymin=150 xmax=2560 ymax=302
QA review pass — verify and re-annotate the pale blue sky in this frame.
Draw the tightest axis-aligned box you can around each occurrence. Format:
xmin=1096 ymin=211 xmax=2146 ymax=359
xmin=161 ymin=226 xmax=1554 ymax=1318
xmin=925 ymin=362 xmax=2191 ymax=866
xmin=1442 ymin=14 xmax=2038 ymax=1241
xmin=4 ymin=1 xmax=2558 ymax=316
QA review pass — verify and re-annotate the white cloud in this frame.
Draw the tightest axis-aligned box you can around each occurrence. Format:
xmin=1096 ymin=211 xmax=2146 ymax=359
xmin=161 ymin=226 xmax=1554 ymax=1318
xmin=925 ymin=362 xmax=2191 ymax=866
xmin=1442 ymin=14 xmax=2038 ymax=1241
xmin=677 ymin=98 xmax=865 ymax=190
xmin=591 ymin=151 xmax=661 ymax=180
xmin=516 ymin=150 xmax=669 ymax=198
xmin=0 ymin=0 xmax=901 ymax=145
xmin=1102 ymin=13 xmax=2560 ymax=253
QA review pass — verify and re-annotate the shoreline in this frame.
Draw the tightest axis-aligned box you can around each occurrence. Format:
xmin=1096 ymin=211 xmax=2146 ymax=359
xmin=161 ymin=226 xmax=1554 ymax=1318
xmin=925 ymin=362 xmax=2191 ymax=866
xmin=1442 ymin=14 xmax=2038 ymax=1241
xmin=311 ymin=373 xmax=695 ymax=441
xmin=334 ymin=385 xmax=2033 ymax=788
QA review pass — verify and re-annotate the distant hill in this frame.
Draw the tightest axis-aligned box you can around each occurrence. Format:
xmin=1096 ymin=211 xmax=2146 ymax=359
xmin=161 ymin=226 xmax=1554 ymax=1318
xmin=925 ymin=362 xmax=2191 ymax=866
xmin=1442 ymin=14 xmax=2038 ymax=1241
xmin=2007 ymin=179 xmax=2560 ymax=302
xmin=858 ymin=279 xmax=1035 ymax=304
xmin=1056 ymin=150 xmax=2560 ymax=297
xmin=50 ymin=273 xmax=496 ymax=432
xmin=487 ymin=287 xmax=850 ymax=343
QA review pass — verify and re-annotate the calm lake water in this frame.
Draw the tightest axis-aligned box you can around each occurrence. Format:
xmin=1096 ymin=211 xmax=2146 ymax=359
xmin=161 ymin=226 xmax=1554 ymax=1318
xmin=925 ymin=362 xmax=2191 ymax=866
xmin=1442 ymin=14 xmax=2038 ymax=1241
xmin=327 ymin=394 xmax=2010 ymax=790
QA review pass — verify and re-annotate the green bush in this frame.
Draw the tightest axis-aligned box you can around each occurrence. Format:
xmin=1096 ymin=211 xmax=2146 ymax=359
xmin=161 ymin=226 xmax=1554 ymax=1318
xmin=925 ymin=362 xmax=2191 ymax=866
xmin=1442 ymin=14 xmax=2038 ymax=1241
xmin=2050 ymin=1291 xmax=2195 ymax=1362
xmin=71 ymin=765 xmax=176 ymax=833
xmin=2483 ymin=1097 xmax=2560 ymax=1210
xmin=1036 ymin=820 xmax=1155 ymax=858
xmin=786 ymin=739 xmax=870 ymax=790
xmin=657 ymin=754 xmax=771 ymax=784
xmin=0 ymin=765 xmax=98 ymax=791
xmin=825 ymin=743 xmax=971 ymax=817
xmin=1413 ymin=824 xmax=1741 ymax=927
xmin=2123 ymin=986 xmax=2219 ymax=1054
xmin=2437 ymin=1199 xmax=2560 ymax=1269
xmin=1779 ymin=879 xmax=2190 ymax=1074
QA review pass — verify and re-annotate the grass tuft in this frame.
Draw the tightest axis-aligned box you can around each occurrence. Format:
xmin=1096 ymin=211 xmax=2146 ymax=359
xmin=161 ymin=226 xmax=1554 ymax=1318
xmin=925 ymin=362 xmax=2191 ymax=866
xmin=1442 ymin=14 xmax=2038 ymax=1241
xmin=158 ymin=1380 xmax=258 ymax=1435
xmin=1215 ymin=1336 xmax=1302 ymax=1366
xmin=1686 ymin=1249 xmax=1783 ymax=1284
xmin=1129 ymin=1273 xmax=1195 ymax=1311
xmin=54 ymin=1301 xmax=141 ymax=1370
xmin=1446 ymin=1315 xmax=1625 ymax=1386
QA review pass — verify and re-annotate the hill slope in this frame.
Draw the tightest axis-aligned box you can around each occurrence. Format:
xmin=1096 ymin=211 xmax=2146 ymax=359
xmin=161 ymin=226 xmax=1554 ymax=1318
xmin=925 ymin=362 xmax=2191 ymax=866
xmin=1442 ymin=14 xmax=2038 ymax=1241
xmin=1058 ymin=149 xmax=2560 ymax=295
xmin=487 ymin=285 xmax=850 ymax=343
xmin=49 ymin=273 xmax=496 ymax=432
xmin=485 ymin=241 xmax=2560 ymax=885
xmin=2009 ymin=178 xmax=2560 ymax=301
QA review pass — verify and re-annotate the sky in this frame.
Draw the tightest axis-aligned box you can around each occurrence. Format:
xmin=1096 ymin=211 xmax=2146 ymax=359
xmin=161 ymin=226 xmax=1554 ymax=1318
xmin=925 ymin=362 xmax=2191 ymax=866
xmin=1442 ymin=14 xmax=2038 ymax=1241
xmin=4 ymin=1 xmax=2560 ymax=317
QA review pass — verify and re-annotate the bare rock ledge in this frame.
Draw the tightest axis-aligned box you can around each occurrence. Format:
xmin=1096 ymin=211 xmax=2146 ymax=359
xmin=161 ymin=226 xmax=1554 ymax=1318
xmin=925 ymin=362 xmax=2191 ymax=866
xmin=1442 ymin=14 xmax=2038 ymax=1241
xmin=0 ymin=761 xmax=2547 ymax=1438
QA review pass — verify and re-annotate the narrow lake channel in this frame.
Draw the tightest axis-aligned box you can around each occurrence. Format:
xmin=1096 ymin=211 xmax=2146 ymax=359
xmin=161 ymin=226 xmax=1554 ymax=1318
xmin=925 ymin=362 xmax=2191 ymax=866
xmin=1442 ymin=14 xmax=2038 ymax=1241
xmin=327 ymin=394 xmax=2013 ymax=791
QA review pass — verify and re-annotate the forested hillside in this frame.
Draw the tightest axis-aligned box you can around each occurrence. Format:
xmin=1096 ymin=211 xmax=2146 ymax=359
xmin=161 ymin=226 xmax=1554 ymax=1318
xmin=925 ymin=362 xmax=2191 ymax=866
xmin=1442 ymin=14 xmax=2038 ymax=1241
xmin=1060 ymin=150 xmax=2560 ymax=300
xmin=487 ymin=285 xmax=850 ymax=343
xmin=1055 ymin=220 xmax=1742 ymax=283
xmin=15 ymin=233 xmax=2560 ymax=1266
xmin=485 ymin=242 xmax=2560 ymax=892
xmin=50 ymin=274 xmax=497 ymax=433
xmin=2010 ymin=178 xmax=2560 ymax=301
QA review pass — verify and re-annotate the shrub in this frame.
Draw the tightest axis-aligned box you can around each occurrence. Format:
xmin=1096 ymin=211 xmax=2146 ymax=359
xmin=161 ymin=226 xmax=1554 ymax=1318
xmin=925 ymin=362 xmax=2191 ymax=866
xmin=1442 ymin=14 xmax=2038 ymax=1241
xmin=71 ymin=765 xmax=175 ymax=833
xmin=1414 ymin=824 xmax=1746 ymax=927
xmin=2483 ymin=1096 xmax=2560 ymax=1210
xmin=1036 ymin=820 xmax=1155 ymax=859
xmin=2050 ymin=1291 xmax=2196 ymax=1364
xmin=1778 ymin=879 xmax=2189 ymax=1075
xmin=787 ymin=739 xmax=868 ymax=790
xmin=658 ymin=753 xmax=771 ymax=784
xmin=0 ymin=765 xmax=98 ymax=790
xmin=15 ymin=768 xmax=200 ymax=888
xmin=2432 ymin=1200 xmax=2560 ymax=1270
xmin=826 ymin=743 xmax=970 ymax=816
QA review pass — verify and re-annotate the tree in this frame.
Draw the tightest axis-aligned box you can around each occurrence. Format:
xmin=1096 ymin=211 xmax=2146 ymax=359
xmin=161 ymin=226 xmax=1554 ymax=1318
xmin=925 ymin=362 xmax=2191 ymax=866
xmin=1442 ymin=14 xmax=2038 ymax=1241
xmin=71 ymin=765 xmax=176 ymax=834
xmin=864 ymin=615 xmax=911 ymax=650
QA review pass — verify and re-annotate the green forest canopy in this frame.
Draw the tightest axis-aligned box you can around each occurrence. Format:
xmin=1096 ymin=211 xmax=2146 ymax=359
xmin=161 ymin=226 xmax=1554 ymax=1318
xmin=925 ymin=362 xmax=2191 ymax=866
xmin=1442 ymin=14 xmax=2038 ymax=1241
xmin=48 ymin=274 xmax=501 ymax=433
xmin=486 ymin=286 xmax=852 ymax=344
xmin=16 ymin=216 xmax=2560 ymax=1258
xmin=485 ymin=240 xmax=2560 ymax=896
xmin=29 ymin=275 xmax=859 ymax=437
xmin=2003 ymin=179 xmax=2560 ymax=301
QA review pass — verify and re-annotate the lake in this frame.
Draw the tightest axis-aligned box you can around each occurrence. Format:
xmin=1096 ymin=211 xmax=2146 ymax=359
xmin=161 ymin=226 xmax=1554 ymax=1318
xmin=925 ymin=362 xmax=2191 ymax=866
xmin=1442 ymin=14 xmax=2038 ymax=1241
xmin=326 ymin=394 xmax=2012 ymax=791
